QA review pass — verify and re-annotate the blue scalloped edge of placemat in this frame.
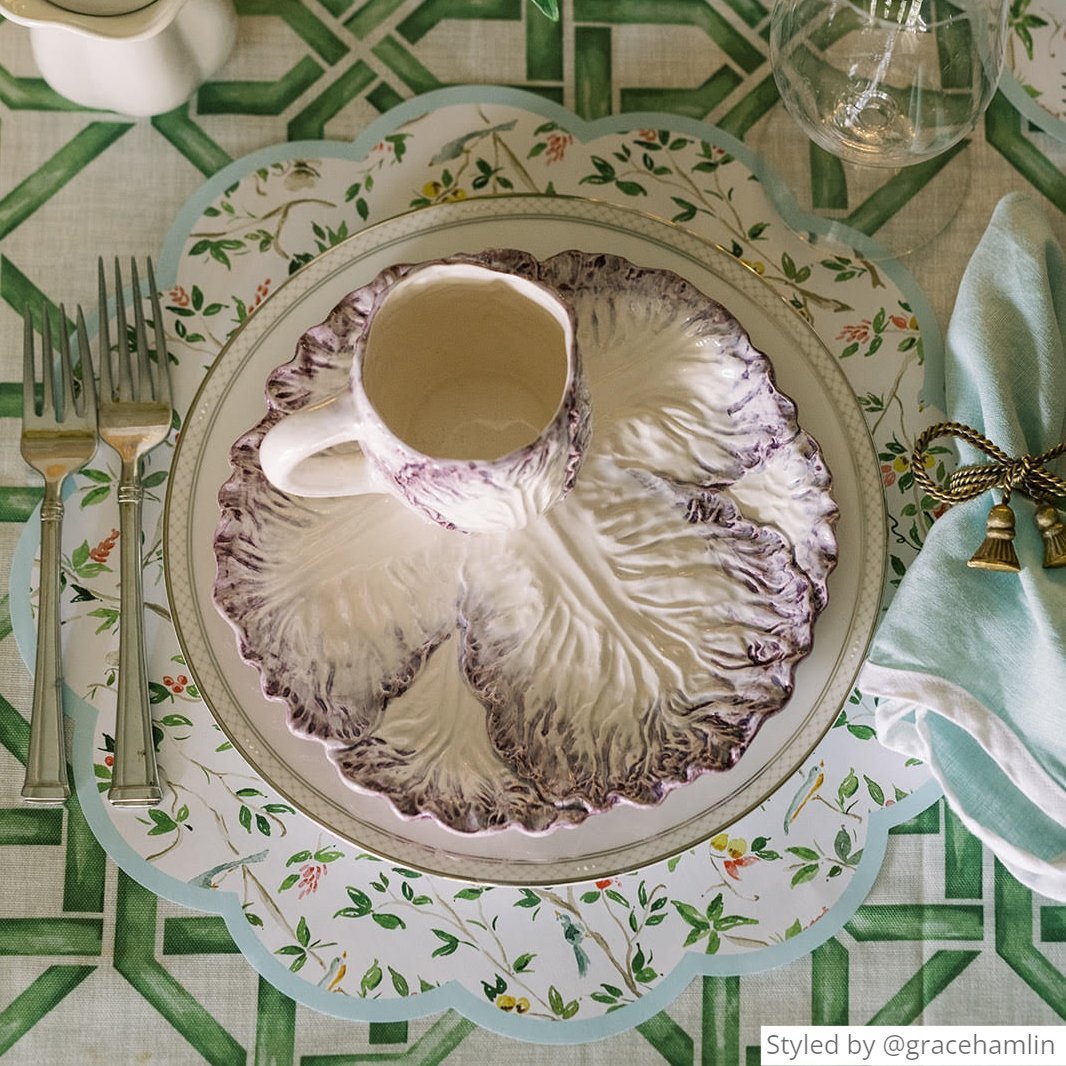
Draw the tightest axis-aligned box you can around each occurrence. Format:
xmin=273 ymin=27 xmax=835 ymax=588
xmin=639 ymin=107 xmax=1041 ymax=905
xmin=8 ymin=85 xmax=948 ymax=1043
xmin=1000 ymin=67 xmax=1066 ymax=145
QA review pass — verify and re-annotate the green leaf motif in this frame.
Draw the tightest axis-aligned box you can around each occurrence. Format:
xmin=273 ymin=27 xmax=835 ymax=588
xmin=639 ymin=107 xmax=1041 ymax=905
xmin=834 ymin=828 xmax=852 ymax=861
xmin=148 ymin=682 xmax=172 ymax=705
xmin=791 ymin=863 xmax=820 ymax=887
xmin=865 ymin=774 xmax=886 ymax=805
xmin=839 ymin=769 xmax=859 ymax=805
xmin=160 ymin=713 xmax=193 ymax=727
xmin=360 ymin=960 xmax=382 ymax=996
xmin=79 ymin=485 xmax=111 ymax=508
xmin=343 ymin=887 xmax=372 ymax=915
xmin=454 ymin=886 xmax=487 ymax=901
xmin=672 ymin=901 xmax=708 ymax=931
xmin=389 ymin=967 xmax=409 ymax=996
xmin=146 ymin=809 xmax=177 ymax=836
xmin=431 ymin=930 xmax=459 ymax=957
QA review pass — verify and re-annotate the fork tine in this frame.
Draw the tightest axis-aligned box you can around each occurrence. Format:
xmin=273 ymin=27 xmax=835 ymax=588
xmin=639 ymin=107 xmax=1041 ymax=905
xmin=23 ymin=309 xmax=36 ymax=418
xmin=58 ymin=304 xmax=76 ymax=421
xmin=98 ymin=258 xmax=113 ymax=402
xmin=129 ymin=258 xmax=152 ymax=401
xmin=113 ymin=257 xmax=133 ymax=402
xmin=146 ymin=259 xmax=171 ymax=408
xmin=75 ymin=306 xmax=97 ymax=420
xmin=40 ymin=307 xmax=55 ymax=415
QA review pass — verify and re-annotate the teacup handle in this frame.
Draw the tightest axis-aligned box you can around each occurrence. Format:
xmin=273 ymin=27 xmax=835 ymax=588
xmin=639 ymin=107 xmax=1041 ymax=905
xmin=258 ymin=393 xmax=382 ymax=498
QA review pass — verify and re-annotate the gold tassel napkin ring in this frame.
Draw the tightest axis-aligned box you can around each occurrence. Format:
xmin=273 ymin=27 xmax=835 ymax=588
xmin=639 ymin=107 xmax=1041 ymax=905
xmin=969 ymin=500 xmax=1021 ymax=572
xmin=910 ymin=421 xmax=1066 ymax=572
xmin=1035 ymin=504 xmax=1066 ymax=568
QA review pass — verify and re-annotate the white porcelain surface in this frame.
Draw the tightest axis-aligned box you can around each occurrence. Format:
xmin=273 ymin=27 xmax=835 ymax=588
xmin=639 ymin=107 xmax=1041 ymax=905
xmin=165 ymin=196 xmax=885 ymax=883
xmin=1 ymin=0 xmax=237 ymax=115
xmin=258 ymin=256 xmax=589 ymax=533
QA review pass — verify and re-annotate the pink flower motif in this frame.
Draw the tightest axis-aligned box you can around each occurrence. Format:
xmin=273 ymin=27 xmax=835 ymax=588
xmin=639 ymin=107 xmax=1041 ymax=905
xmin=169 ymin=286 xmax=190 ymax=308
xmin=297 ymin=862 xmax=327 ymax=899
xmin=837 ymin=321 xmax=871 ymax=344
xmin=546 ymin=132 xmax=573 ymax=165
xmin=881 ymin=462 xmax=896 ymax=487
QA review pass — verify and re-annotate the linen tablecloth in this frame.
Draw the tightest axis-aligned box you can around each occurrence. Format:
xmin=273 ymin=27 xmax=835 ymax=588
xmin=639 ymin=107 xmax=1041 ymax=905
xmin=2 ymin=4 xmax=1066 ymax=1063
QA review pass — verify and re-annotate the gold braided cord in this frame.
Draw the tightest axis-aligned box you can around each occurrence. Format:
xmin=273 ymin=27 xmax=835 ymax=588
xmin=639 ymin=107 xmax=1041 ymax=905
xmin=910 ymin=421 xmax=1066 ymax=505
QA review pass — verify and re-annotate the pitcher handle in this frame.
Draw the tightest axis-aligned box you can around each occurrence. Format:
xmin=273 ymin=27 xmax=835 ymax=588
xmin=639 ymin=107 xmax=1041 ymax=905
xmin=258 ymin=393 xmax=382 ymax=497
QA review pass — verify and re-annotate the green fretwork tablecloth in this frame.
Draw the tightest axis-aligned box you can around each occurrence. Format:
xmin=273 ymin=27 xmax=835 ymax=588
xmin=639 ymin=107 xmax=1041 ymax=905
xmin=2 ymin=3 xmax=1066 ymax=1064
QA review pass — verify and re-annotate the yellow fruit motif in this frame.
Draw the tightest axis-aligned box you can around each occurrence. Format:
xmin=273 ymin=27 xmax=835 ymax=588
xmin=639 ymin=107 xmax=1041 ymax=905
xmin=496 ymin=994 xmax=517 ymax=1011
xmin=515 ymin=997 xmax=530 ymax=1014
xmin=909 ymin=315 xmax=919 ymax=330
xmin=892 ymin=456 xmax=909 ymax=473
xmin=710 ymin=832 xmax=730 ymax=851
xmin=727 ymin=838 xmax=747 ymax=859
xmin=420 ymin=181 xmax=466 ymax=202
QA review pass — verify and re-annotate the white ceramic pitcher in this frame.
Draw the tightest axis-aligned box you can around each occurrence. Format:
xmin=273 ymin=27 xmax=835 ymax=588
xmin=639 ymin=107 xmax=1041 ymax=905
xmin=0 ymin=0 xmax=237 ymax=116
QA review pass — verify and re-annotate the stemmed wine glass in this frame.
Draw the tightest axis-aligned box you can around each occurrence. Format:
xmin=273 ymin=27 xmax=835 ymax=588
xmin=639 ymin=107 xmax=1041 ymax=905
xmin=765 ymin=0 xmax=1009 ymax=256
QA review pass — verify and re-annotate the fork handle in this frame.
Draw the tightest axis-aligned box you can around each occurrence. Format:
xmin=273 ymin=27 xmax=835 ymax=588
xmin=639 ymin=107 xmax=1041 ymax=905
xmin=22 ymin=483 xmax=70 ymax=803
xmin=108 ymin=463 xmax=162 ymax=807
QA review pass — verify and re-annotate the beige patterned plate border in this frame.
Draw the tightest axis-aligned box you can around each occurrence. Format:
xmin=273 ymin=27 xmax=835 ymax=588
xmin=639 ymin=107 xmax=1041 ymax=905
xmin=164 ymin=194 xmax=886 ymax=884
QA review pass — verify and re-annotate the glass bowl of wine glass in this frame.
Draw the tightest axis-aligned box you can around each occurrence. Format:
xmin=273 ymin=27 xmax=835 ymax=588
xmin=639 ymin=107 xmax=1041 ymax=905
xmin=763 ymin=0 xmax=1009 ymax=256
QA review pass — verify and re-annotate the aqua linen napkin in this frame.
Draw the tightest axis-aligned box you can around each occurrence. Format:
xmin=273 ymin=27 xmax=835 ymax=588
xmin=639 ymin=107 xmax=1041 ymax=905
xmin=860 ymin=192 xmax=1066 ymax=901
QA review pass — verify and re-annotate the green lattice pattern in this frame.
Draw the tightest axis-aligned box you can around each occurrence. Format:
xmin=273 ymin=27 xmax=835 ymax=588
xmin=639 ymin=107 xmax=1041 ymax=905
xmin=3 ymin=2 xmax=1066 ymax=1061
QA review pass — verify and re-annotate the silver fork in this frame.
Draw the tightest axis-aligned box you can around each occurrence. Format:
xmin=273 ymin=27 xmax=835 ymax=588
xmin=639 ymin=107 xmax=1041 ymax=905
xmin=20 ymin=306 xmax=97 ymax=803
xmin=97 ymin=258 xmax=171 ymax=807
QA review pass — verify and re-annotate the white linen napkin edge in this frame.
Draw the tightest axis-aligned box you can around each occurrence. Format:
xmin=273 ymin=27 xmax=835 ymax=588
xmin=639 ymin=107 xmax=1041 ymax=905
xmin=860 ymin=661 xmax=1066 ymax=826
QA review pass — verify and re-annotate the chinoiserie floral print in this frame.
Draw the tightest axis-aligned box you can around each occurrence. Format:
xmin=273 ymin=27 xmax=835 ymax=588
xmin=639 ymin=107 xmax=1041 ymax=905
xmin=53 ymin=102 xmax=933 ymax=1022
xmin=1006 ymin=1 xmax=1065 ymax=121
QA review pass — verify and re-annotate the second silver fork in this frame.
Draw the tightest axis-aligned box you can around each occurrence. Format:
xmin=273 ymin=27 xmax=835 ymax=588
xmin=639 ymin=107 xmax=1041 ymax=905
xmin=97 ymin=258 xmax=172 ymax=807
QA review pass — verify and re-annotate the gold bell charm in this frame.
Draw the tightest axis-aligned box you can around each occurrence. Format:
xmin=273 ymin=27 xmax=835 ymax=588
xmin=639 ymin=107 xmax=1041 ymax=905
xmin=1035 ymin=504 xmax=1066 ymax=568
xmin=968 ymin=501 xmax=1021 ymax=572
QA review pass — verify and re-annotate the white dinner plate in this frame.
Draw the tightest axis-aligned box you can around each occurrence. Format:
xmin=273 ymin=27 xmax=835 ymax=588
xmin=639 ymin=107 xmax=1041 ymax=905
xmin=165 ymin=195 xmax=886 ymax=884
